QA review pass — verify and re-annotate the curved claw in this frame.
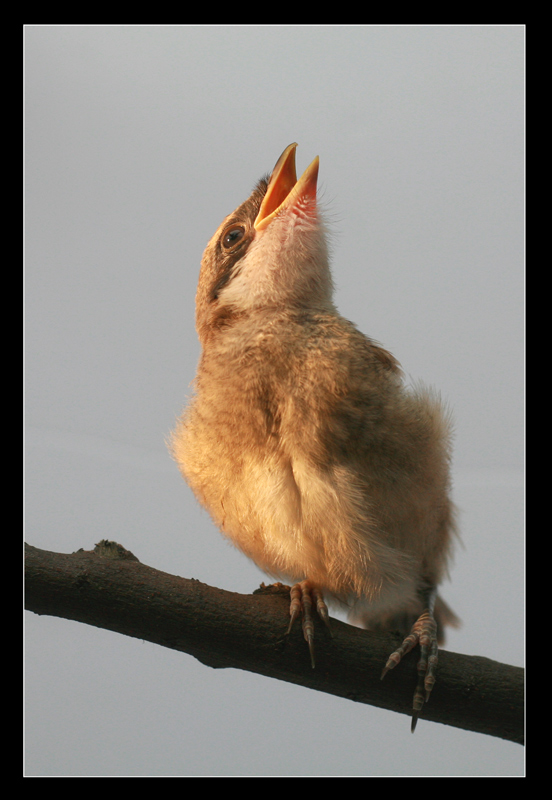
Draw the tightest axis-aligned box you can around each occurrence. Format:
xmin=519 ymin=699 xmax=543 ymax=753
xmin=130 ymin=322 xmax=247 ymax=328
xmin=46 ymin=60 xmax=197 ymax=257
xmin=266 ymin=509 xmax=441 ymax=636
xmin=286 ymin=580 xmax=332 ymax=668
xmin=380 ymin=608 xmax=439 ymax=731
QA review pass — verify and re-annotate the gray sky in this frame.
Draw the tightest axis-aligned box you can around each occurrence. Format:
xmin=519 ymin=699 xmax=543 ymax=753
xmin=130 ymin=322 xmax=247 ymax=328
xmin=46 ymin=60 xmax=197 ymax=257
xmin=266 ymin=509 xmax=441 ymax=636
xmin=25 ymin=25 xmax=524 ymax=776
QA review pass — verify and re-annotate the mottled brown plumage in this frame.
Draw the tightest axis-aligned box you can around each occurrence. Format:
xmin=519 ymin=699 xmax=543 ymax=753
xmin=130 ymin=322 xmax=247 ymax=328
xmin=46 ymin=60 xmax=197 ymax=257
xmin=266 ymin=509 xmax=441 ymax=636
xmin=171 ymin=144 xmax=459 ymax=729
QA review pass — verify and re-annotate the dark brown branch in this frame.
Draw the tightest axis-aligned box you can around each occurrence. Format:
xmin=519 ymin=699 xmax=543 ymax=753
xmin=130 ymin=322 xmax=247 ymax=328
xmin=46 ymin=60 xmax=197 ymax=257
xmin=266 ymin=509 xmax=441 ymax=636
xmin=25 ymin=541 xmax=524 ymax=745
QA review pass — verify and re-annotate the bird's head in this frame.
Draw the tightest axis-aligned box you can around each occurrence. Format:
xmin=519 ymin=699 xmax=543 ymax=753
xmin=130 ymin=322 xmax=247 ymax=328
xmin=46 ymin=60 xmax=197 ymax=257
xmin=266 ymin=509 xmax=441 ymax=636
xmin=195 ymin=143 xmax=334 ymax=343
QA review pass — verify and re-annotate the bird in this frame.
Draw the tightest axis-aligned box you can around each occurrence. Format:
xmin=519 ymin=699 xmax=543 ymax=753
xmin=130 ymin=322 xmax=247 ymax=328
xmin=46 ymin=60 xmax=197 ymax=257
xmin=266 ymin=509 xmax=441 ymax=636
xmin=171 ymin=143 xmax=459 ymax=731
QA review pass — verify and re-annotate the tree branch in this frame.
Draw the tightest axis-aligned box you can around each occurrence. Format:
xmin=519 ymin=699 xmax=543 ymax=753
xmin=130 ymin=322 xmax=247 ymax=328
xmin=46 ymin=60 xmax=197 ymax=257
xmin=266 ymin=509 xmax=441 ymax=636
xmin=25 ymin=541 xmax=524 ymax=745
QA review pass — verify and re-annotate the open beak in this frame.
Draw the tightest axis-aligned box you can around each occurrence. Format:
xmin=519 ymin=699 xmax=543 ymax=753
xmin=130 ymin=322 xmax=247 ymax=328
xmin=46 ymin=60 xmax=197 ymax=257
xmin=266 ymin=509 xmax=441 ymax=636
xmin=254 ymin=143 xmax=319 ymax=231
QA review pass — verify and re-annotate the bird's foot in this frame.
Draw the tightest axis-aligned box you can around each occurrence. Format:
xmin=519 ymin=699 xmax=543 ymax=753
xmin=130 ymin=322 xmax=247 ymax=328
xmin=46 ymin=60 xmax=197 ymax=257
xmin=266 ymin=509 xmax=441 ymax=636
xmin=380 ymin=608 xmax=438 ymax=732
xmin=287 ymin=580 xmax=332 ymax=668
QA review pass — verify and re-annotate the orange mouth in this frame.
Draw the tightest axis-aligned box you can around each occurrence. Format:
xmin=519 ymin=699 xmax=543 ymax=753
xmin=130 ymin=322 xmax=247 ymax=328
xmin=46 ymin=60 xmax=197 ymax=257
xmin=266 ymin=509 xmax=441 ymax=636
xmin=254 ymin=143 xmax=319 ymax=231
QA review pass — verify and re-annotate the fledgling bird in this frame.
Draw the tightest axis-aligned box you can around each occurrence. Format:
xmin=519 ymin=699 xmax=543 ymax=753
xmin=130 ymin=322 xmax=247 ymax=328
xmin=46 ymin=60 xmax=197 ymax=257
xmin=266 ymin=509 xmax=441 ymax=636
xmin=171 ymin=143 xmax=459 ymax=730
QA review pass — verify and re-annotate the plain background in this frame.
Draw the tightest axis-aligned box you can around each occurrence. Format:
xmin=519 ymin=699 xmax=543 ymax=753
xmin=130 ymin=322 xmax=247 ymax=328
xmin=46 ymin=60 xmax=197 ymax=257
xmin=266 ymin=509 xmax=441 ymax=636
xmin=25 ymin=26 xmax=524 ymax=776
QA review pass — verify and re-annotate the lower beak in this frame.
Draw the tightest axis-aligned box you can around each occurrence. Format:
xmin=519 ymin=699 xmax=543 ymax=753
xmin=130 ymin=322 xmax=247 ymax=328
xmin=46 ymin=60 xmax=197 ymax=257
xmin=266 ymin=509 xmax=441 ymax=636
xmin=254 ymin=143 xmax=319 ymax=231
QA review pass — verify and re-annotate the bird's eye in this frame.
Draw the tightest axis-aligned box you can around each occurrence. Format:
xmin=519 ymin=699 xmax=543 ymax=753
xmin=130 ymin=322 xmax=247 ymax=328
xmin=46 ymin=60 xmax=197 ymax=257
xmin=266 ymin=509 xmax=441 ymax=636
xmin=222 ymin=226 xmax=246 ymax=250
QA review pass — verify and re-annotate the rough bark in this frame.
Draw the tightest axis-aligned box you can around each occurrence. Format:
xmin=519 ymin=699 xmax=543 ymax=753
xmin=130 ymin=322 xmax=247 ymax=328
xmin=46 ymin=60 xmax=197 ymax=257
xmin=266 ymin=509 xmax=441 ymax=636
xmin=24 ymin=541 xmax=524 ymax=744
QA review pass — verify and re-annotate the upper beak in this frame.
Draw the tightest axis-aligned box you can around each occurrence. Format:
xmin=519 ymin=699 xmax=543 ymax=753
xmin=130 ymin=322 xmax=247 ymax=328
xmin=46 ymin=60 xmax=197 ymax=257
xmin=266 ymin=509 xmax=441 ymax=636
xmin=254 ymin=143 xmax=319 ymax=231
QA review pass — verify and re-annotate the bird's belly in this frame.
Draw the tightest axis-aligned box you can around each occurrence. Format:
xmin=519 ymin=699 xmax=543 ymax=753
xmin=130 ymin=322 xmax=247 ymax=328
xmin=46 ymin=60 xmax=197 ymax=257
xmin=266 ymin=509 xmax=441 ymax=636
xmin=175 ymin=419 xmax=418 ymax=607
